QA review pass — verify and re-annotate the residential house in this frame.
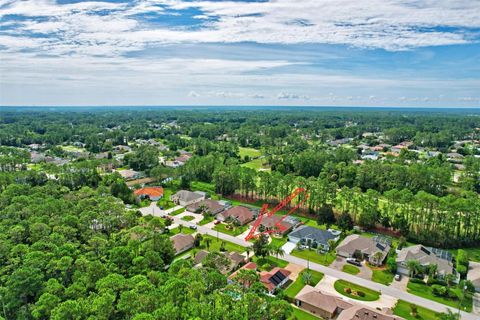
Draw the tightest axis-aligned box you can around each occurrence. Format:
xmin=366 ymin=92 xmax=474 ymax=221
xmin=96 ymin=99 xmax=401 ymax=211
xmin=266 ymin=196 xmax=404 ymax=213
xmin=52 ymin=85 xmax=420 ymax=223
xmin=295 ymin=286 xmax=404 ymax=320
xmin=446 ymin=152 xmax=464 ymax=163
xmin=194 ymin=250 xmax=246 ymax=273
xmin=336 ymin=235 xmax=391 ymax=266
xmin=171 ymin=233 xmax=195 ymax=255
xmin=288 ymin=226 xmax=340 ymax=251
xmin=134 ymin=186 xmax=164 ymax=201
xmin=193 ymin=250 xmax=210 ymax=265
xmin=117 ymin=169 xmax=141 ymax=180
xmin=259 ymin=267 xmax=291 ymax=294
xmin=216 ymin=206 xmax=255 ymax=225
xmin=396 ymin=245 xmax=455 ymax=277
xmin=258 ymin=215 xmax=299 ymax=236
xmin=187 ymin=199 xmax=225 ymax=215
xmin=171 ymin=190 xmax=205 ymax=206
xmin=295 ymin=286 xmax=353 ymax=319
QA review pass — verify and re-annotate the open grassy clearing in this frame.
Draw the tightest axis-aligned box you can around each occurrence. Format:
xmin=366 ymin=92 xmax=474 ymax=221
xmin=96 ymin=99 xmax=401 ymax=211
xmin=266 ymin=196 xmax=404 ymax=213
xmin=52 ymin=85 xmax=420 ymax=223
xmin=190 ymin=181 xmax=220 ymax=199
xmin=393 ymin=300 xmax=439 ymax=320
xmin=199 ymin=235 xmax=245 ymax=253
xmin=241 ymin=157 xmax=271 ymax=171
xmin=334 ymin=280 xmax=380 ymax=301
xmin=239 ymin=147 xmax=262 ymax=159
xmin=407 ymin=281 xmax=472 ymax=312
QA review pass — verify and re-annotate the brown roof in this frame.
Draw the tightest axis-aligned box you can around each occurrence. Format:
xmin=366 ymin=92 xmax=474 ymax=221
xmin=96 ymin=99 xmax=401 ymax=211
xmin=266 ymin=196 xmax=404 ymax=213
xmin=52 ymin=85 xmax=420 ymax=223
xmin=296 ymin=287 xmax=353 ymax=314
xmin=134 ymin=186 xmax=164 ymax=198
xmin=259 ymin=215 xmax=293 ymax=230
xmin=228 ymin=262 xmax=257 ymax=280
xmin=187 ymin=199 xmax=224 ymax=214
xmin=170 ymin=233 xmax=194 ymax=254
xmin=221 ymin=206 xmax=255 ymax=225
xmin=337 ymin=306 xmax=404 ymax=320
xmin=194 ymin=250 xmax=209 ymax=265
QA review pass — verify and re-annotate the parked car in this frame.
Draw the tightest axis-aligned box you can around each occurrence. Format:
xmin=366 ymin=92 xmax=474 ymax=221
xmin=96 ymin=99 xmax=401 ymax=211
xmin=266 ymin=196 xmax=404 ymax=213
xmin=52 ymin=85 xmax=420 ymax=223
xmin=214 ymin=220 xmax=221 ymax=225
xmin=346 ymin=258 xmax=362 ymax=266
xmin=189 ymin=225 xmax=197 ymax=230
xmin=395 ymin=274 xmax=402 ymax=281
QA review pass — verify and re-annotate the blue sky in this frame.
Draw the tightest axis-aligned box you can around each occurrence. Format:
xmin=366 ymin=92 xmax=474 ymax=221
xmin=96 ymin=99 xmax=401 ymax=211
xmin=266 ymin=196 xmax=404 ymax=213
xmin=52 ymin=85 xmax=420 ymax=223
xmin=0 ymin=0 xmax=479 ymax=107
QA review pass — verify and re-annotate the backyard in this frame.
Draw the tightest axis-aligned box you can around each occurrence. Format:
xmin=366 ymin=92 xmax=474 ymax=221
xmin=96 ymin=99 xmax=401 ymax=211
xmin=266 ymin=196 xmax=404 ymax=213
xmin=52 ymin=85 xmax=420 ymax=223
xmin=334 ymin=280 xmax=381 ymax=301
xmin=288 ymin=307 xmax=319 ymax=320
xmin=198 ymin=235 xmax=245 ymax=253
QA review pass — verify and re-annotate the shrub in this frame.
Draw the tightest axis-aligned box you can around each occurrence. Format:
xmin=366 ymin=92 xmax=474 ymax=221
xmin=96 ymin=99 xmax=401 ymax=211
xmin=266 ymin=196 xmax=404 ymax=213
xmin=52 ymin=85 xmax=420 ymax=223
xmin=456 ymin=265 xmax=467 ymax=278
xmin=432 ymin=284 xmax=447 ymax=296
xmin=262 ymin=263 xmax=270 ymax=270
xmin=447 ymin=288 xmax=459 ymax=299
xmin=410 ymin=278 xmax=425 ymax=284
xmin=345 ymin=287 xmax=352 ymax=294
xmin=357 ymin=291 xmax=366 ymax=297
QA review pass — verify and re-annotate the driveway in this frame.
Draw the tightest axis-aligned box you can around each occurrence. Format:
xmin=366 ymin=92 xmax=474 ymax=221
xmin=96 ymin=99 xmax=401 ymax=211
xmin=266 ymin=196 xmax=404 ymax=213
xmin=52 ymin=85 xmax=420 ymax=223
xmin=390 ymin=274 xmax=409 ymax=291
xmin=330 ymin=256 xmax=373 ymax=280
xmin=284 ymin=262 xmax=305 ymax=281
xmin=473 ymin=293 xmax=480 ymax=315
xmin=282 ymin=242 xmax=297 ymax=254
xmin=315 ymin=275 xmax=397 ymax=310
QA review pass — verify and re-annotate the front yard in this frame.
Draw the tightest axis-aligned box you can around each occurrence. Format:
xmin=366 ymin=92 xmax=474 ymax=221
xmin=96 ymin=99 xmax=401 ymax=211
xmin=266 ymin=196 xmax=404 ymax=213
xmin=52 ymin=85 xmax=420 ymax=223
xmin=393 ymin=300 xmax=439 ymax=320
xmin=170 ymin=207 xmax=186 ymax=216
xmin=252 ymin=256 xmax=289 ymax=271
xmin=198 ymin=235 xmax=245 ymax=253
xmin=342 ymin=264 xmax=360 ymax=275
xmin=334 ymin=280 xmax=380 ymax=301
xmin=213 ymin=222 xmax=247 ymax=236
xmin=198 ymin=215 xmax=214 ymax=225
xmin=290 ymin=248 xmax=336 ymax=266
xmin=371 ymin=269 xmax=394 ymax=285
xmin=285 ymin=269 xmax=324 ymax=299
xmin=168 ymin=226 xmax=195 ymax=235
xmin=407 ymin=281 xmax=472 ymax=312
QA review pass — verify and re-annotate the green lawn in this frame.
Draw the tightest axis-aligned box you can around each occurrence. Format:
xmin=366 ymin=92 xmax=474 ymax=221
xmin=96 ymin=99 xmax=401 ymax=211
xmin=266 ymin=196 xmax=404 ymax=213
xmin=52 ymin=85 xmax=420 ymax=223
xmin=157 ymin=188 xmax=176 ymax=209
xmin=371 ymin=269 xmax=394 ymax=285
xmin=198 ymin=215 xmax=214 ymax=226
xmin=199 ymin=235 xmax=245 ymax=253
xmin=239 ymin=147 xmax=262 ymax=159
xmin=170 ymin=207 xmax=186 ymax=216
xmin=168 ymin=227 xmax=195 ymax=235
xmin=393 ymin=300 xmax=439 ymax=320
xmin=407 ymin=281 xmax=472 ymax=312
xmin=241 ymin=157 xmax=271 ymax=171
xmin=190 ymin=181 xmax=219 ymax=199
xmin=285 ymin=270 xmax=324 ymax=299
xmin=213 ymin=223 xmax=247 ymax=236
xmin=253 ymin=256 xmax=289 ymax=271
xmin=270 ymin=236 xmax=288 ymax=248
xmin=334 ymin=280 xmax=381 ymax=301
xmin=290 ymin=249 xmax=336 ymax=266
xmin=449 ymin=247 xmax=480 ymax=263
xmin=342 ymin=264 xmax=360 ymax=275
xmin=288 ymin=307 xmax=320 ymax=320
xmin=181 ymin=215 xmax=195 ymax=221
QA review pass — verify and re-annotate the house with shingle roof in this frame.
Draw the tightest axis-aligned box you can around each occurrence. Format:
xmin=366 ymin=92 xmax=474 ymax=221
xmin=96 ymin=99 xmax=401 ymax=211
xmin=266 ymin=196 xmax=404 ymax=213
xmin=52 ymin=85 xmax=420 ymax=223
xmin=336 ymin=234 xmax=390 ymax=266
xmin=216 ymin=206 xmax=255 ymax=226
xmin=171 ymin=233 xmax=195 ymax=255
xmin=187 ymin=199 xmax=225 ymax=215
xmin=288 ymin=226 xmax=340 ymax=251
xmin=396 ymin=245 xmax=455 ymax=277
xmin=259 ymin=267 xmax=291 ymax=294
xmin=171 ymin=190 xmax=205 ymax=206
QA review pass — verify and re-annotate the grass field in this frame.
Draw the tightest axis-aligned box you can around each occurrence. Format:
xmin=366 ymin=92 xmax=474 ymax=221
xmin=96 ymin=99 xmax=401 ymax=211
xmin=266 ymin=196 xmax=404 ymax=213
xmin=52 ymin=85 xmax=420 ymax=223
xmin=342 ymin=264 xmax=360 ymax=275
xmin=239 ymin=147 xmax=262 ymax=159
xmin=213 ymin=223 xmax=247 ymax=236
xmin=393 ymin=300 xmax=439 ymax=320
xmin=407 ymin=281 xmax=472 ymax=312
xmin=285 ymin=269 xmax=324 ymax=299
xmin=241 ymin=157 xmax=271 ymax=171
xmin=289 ymin=307 xmax=320 ymax=320
xmin=290 ymin=249 xmax=336 ymax=266
xmin=334 ymin=280 xmax=381 ymax=301
xmin=181 ymin=215 xmax=195 ymax=221
xmin=371 ymin=269 xmax=394 ymax=285
xmin=199 ymin=235 xmax=245 ymax=253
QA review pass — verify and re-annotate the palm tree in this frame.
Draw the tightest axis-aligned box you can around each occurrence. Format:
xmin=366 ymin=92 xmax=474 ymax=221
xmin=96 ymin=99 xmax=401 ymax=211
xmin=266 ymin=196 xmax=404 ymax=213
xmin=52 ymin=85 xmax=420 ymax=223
xmin=406 ymin=260 xmax=421 ymax=278
xmin=272 ymin=245 xmax=285 ymax=261
xmin=246 ymin=247 xmax=251 ymax=261
xmin=178 ymin=224 xmax=183 ymax=233
xmin=234 ymin=269 xmax=259 ymax=292
xmin=427 ymin=264 xmax=438 ymax=279
xmin=302 ymin=270 xmax=313 ymax=285
xmin=373 ymin=251 xmax=384 ymax=266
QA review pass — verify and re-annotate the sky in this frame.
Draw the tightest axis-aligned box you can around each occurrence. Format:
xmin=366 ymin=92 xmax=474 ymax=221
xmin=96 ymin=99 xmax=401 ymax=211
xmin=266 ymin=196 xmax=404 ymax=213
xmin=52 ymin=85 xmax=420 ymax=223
xmin=0 ymin=0 xmax=479 ymax=107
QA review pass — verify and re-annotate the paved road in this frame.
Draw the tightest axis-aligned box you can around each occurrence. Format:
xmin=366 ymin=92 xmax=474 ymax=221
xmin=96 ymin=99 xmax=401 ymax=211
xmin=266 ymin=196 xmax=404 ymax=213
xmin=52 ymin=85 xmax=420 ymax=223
xmin=166 ymin=210 xmax=476 ymax=320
